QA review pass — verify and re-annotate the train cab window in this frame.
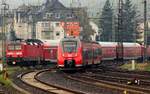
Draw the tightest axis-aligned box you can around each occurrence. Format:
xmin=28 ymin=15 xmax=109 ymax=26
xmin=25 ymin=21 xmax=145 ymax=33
xmin=8 ymin=45 xmax=15 ymax=50
xmin=83 ymin=49 xmax=87 ymax=59
xmin=62 ymin=41 xmax=77 ymax=53
xmin=15 ymin=45 xmax=22 ymax=50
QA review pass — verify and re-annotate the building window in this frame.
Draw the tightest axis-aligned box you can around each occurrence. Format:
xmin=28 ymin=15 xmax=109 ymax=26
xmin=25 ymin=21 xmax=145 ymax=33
xmin=41 ymin=31 xmax=53 ymax=39
xmin=46 ymin=13 xmax=53 ymax=18
xmin=67 ymin=13 xmax=73 ymax=18
xmin=56 ymin=23 xmax=59 ymax=26
xmin=45 ymin=22 xmax=49 ymax=27
xmin=41 ymin=22 xmax=50 ymax=28
xmin=56 ymin=32 xmax=60 ymax=36
xmin=41 ymin=23 xmax=45 ymax=27
xmin=55 ymin=13 xmax=60 ymax=18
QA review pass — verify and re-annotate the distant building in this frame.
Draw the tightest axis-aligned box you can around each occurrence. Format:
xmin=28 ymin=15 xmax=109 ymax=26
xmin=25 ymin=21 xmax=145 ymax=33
xmin=36 ymin=21 xmax=64 ymax=40
xmin=89 ymin=21 xmax=99 ymax=41
xmin=136 ymin=21 xmax=150 ymax=44
xmin=12 ymin=0 xmax=84 ymax=40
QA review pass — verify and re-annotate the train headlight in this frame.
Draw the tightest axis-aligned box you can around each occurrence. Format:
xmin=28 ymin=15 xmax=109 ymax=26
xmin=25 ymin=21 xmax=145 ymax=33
xmin=16 ymin=52 xmax=22 ymax=55
xmin=7 ymin=52 xmax=13 ymax=55
xmin=12 ymin=61 xmax=16 ymax=65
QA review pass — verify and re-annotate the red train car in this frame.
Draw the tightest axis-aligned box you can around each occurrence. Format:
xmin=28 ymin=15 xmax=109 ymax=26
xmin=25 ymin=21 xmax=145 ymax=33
xmin=57 ymin=37 xmax=102 ymax=69
xmin=123 ymin=43 xmax=143 ymax=60
xmin=42 ymin=40 xmax=59 ymax=63
xmin=146 ymin=46 xmax=150 ymax=60
xmin=99 ymin=42 xmax=117 ymax=61
xmin=6 ymin=39 xmax=44 ymax=66
xmin=98 ymin=42 xmax=143 ymax=61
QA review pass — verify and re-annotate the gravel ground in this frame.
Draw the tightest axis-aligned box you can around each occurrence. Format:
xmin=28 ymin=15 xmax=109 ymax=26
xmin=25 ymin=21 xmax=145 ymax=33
xmin=38 ymin=71 xmax=123 ymax=94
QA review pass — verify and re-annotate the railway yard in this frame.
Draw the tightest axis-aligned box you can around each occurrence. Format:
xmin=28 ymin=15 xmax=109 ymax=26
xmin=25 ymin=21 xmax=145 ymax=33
xmin=0 ymin=63 xmax=148 ymax=94
xmin=0 ymin=0 xmax=150 ymax=94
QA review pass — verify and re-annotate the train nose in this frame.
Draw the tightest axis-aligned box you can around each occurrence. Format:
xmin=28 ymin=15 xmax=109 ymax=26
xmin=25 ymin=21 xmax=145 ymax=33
xmin=64 ymin=60 xmax=75 ymax=68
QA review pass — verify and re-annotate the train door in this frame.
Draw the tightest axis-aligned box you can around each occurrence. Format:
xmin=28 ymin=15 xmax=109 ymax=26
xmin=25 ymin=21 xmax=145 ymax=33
xmin=49 ymin=46 xmax=57 ymax=62
xmin=82 ymin=48 xmax=88 ymax=66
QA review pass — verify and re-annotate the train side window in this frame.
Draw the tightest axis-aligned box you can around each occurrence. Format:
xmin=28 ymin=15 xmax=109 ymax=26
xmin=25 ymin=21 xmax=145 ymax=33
xmin=83 ymin=49 xmax=87 ymax=59
xmin=89 ymin=49 xmax=93 ymax=59
xmin=94 ymin=49 xmax=97 ymax=59
xmin=98 ymin=49 xmax=102 ymax=55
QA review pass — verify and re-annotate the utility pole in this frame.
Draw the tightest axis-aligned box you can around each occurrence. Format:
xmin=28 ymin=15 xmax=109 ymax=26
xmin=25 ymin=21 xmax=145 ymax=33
xmin=117 ymin=0 xmax=124 ymax=61
xmin=1 ymin=0 xmax=9 ymax=71
xmin=31 ymin=14 xmax=36 ymax=39
xmin=143 ymin=0 xmax=147 ymax=62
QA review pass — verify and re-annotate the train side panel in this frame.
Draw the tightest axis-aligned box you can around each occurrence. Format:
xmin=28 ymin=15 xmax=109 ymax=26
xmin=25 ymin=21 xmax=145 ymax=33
xmin=98 ymin=42 xmax=117 ymax=61
xmin=123 ymin=43 xmax=142 ymax=60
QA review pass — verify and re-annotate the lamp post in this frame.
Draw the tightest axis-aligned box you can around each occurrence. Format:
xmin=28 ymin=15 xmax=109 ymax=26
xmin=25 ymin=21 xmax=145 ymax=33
xmin=143 ymin=0 xmax=148 ymax=62
xmin=117 ymin=0 xmax=123 ymax=61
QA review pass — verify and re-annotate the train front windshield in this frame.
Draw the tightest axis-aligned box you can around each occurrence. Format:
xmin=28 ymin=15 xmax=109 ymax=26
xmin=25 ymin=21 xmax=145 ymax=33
xmin=8 ymin=44 xmax=22 ymax=50
xmin=62 ymin=41 xmax=77 ymax=53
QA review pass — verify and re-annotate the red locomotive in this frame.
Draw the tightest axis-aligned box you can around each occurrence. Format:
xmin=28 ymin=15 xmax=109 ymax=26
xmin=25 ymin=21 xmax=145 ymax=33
xmin=57 ymin=37 xmax=102 ymax=69
xmin=6 ymin=39 xmax=44 ymax=66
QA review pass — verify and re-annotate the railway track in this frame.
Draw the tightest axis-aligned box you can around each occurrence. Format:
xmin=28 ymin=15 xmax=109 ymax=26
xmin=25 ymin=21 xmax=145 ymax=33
xmin=86 ymin=70 xmax=150 ymax=84
xmin=19 ymin=69 xmax=84 ymax=94
xmin=65 ymin=73 xmax=150 ymax=94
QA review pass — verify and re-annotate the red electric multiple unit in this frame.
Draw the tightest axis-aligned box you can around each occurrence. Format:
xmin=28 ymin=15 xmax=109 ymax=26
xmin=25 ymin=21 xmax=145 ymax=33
xmin=57 ymin=37 xmax=102 ymax=69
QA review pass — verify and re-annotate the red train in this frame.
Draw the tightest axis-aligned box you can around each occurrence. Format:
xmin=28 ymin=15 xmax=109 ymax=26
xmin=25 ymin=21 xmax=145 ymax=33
xmin=6 ymin=39 xmax=59 ymax=66
xmin=6 ymin=38 xmax=150 ymax=68
xmin=41 ymin=40 xmax=59 ymax=63
xmin=57 ymin=37 xmax=102 ymax=68
xmin=98 ymin=42 xmax=144 ymax=61
xmin=6 ymin=39 xmax=44 ymax=66
xmin=57 ymin=40 xmax=149 ymax=69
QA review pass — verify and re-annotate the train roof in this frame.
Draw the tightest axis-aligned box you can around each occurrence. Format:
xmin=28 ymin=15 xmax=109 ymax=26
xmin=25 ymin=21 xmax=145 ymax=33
xmin=61 ymin=37 xmax=79 ymax=41
xmin=25 ymin=39 xmax=43 ymax=44
xmin=41 ymin=39 xmax=60 ymax=46
xmin=123 ymin=42 xmax=141 ymax=47
xmin=98 ymin=42 xmax=118 ymax=46
xmin=98 ymin=41 xmax=141 ymax=47
xmin=61 ymin=37 xmax=98 ymax=44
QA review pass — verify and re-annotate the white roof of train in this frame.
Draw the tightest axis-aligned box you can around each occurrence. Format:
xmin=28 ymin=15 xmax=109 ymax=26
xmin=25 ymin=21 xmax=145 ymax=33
xmin=123 ymin=42 xmax=141 ymax=47
xmin=41 ymin=39 xmax=60 ymax=46
xmin=98 ymin=42 xmax=117 ymax=46
xmin=98 ymin=41 xmax=141 ymax=47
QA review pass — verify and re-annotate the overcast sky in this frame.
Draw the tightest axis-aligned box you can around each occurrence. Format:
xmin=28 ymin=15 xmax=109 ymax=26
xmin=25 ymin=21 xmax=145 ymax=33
xmin=1 ymin=0 xmax=150 ymax=16
xmin=1 ymin=0 xmax=120 ymax=9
